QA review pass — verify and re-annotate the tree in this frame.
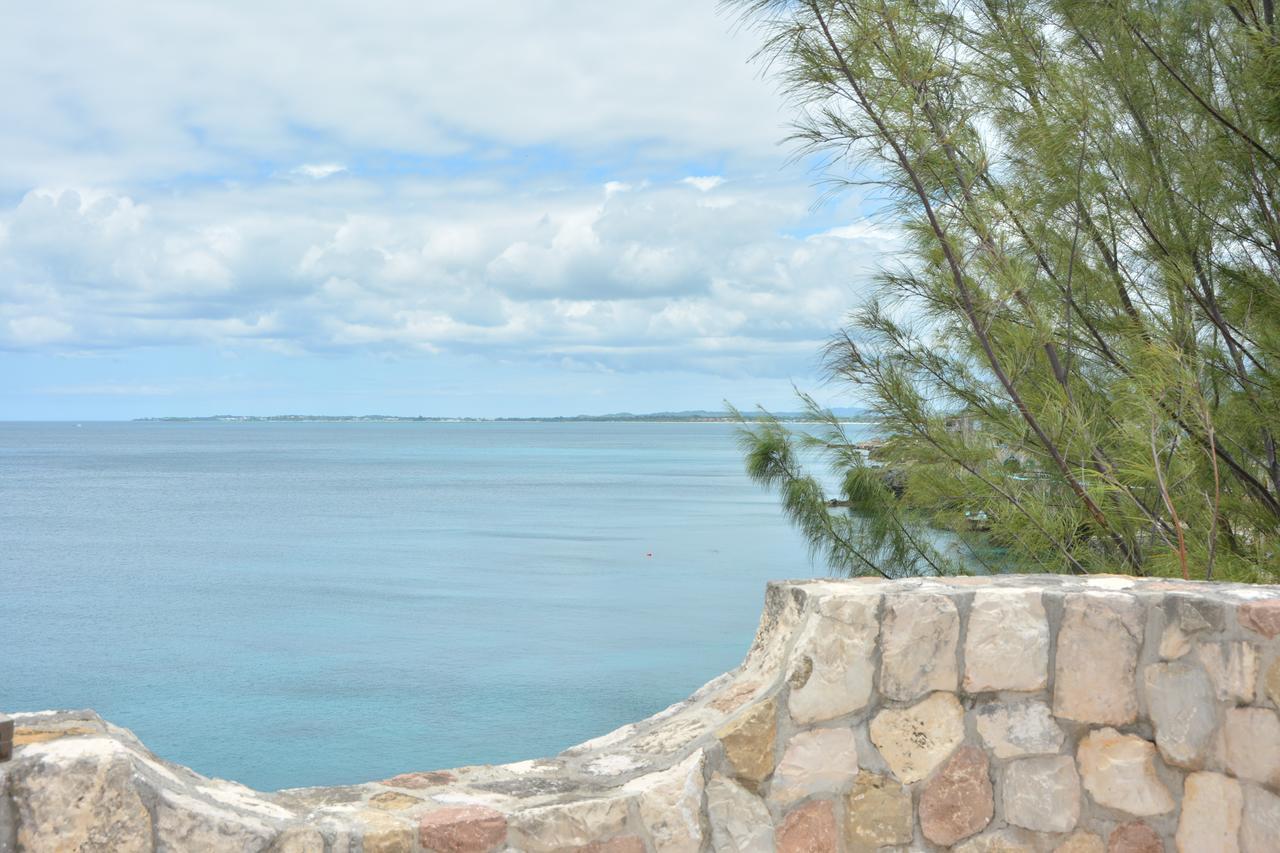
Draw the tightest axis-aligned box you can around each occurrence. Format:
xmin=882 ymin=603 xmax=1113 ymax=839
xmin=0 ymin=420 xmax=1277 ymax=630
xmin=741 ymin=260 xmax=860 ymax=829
xmin=730 ymin=0 xmax=1280 ymax=581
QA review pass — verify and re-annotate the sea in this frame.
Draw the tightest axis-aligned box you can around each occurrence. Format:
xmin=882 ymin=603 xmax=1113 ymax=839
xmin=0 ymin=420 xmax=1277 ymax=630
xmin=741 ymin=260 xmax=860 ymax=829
xmin=0 ymin=420 xmax=873 ymax=791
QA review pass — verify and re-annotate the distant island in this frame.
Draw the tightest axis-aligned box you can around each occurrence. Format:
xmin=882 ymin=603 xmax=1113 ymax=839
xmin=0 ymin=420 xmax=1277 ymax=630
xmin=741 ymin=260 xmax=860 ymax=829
xmin=135 ymin=408 xmax=873 ymax=424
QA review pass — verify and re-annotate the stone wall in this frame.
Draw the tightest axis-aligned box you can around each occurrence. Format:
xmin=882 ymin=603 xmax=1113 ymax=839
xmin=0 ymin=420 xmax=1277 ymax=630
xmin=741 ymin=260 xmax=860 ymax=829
xmin=3 ymin=574 xmax=1280 ymax=852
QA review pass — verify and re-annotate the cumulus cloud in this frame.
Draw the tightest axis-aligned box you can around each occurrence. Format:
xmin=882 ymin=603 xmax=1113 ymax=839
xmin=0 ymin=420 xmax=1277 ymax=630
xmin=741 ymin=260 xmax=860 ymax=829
xmin=0 ymin=2 xmax=898 ymax=386
xmin=0 ymin=2 xmax=785 ymax=191
xmin=0 ymin=177 xmax=896 ymax=375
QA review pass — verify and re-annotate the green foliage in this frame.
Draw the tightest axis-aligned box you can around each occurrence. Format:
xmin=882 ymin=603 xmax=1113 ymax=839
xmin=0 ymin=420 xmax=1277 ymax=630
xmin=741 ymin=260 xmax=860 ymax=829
xmin=728 ymin=0 xmax=1280 ymax=581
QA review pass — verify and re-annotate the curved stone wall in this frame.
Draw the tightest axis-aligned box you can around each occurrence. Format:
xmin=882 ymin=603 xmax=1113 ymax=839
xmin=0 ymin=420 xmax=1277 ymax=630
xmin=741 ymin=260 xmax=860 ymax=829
xmin=3 ymin=574 xmax=1280 ymax=852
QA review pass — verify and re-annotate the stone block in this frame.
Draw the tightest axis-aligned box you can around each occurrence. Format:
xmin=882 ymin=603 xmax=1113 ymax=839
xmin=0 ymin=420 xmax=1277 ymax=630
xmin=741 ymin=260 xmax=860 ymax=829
xmin=155 ymin=790 xmax=277 ymax=852
xmin=1053 ymin=831 xmax=1104 ymax=853
xmin=715 ymin=701 xmax=776 ymax=790
xmin=507 ymin=797 xmax=630 ymax=853
xmin=769 ymin=726 xmax=858 ymax=805
xmin=843 ymin=772 xmax=912 ymax=852
xmin=964 ymin=589 xmax=1049 ymax=692
xmin=571 ymin=838 xmax=646 ymax=853
xmin=1159 ymin=595 xmax=1221 ymax=660
xmin=1107 ymin=821 xmax=1163 ymax=853
xmin=1239 ymin=600 xmax=1280 ymax=639
xmin=1143 ymin=660 xmax=1218 ymax=768
xmin=623 ymin=750 xmax=704 ymax=853
xmin=10 ymin=739 xmax=153 ymax=853
xmin=706 ymin=774 xmax=773 ymax=853
xmin=369 ymin=790 xmax=422 ymax=811
xmin=418 ymin=805 xmax=507 ymax=853
xmin=1197 ymin=641 xmax=1260 ymax=703
xmin=919 ymin=746 xmax=993 ymax=846
xmin=1002 ymin=755 xmax=1080 ymax=834
xmin=1054 ymin=593 xmax=1143 ymax=725
xmin=1176 ymin=771 xmax=1242 ymax=853
xmin=973 ymin=698 xmax=1064 ymax=758
xmin=1224 ymin=707 xmax=1280 ymax=787
xmin=879 ymin=591 xmax=959 ymax=700
xmin=270 ymin=826 xmax=326 ymax=853
xmin=776 ymin=800 xmax=837 ymax=853
xmin=356 ymin=810 xmax=415 ymax=853
xmin=1076 ymin=728 xmax=1174 ymax=817
xmin=869 ymin=691 xmax=965 ymax=784
xmin=787 ymin=595 xmax=879 ymax=724
xmin=953 ymin=828 xmax=1038 ymax=852
xmin=1242 ymin=784 xmax=1280 ymax=853
xmin=1266 ymin=658 xmax=1280 ymax=708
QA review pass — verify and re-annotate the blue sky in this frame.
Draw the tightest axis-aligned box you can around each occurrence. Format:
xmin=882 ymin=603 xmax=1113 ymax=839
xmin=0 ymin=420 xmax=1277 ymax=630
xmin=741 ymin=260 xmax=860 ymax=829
xmin=0 ymin=1 xmax=897 ymax=419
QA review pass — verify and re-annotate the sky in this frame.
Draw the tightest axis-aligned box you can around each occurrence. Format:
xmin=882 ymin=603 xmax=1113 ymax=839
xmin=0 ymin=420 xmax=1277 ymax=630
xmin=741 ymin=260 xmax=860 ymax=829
xmin=0 ymin=0 xmax=897 ymax=419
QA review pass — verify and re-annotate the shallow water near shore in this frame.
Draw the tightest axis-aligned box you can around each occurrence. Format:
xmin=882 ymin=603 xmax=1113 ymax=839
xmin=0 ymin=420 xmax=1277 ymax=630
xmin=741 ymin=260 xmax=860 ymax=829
xmin=0 ymin=420 xmax=872 ymax=790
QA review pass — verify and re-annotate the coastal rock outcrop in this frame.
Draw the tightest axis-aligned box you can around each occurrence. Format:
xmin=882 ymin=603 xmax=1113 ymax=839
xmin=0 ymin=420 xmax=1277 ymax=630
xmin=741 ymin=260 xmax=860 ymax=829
xmin=3 ymin=574 xmax=1279 ymax=851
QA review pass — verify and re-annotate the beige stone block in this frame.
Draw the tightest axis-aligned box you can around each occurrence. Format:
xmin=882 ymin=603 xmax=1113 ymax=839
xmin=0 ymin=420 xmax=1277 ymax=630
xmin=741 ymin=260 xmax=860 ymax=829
xmin=769 ymin=727 xmax=858 ymax=805
xmin=1053 ymin=593 xmax=1143 ymax=725
xmin=964 ymin=589 xmax=1049 ymax=692
xmin=1176 ymin=771 xmax=1242 ymax=853
xmin=9 ymin=738 xmax=154 ymax=853
xmin=623 ymin=750 xmax=704 ymax=853
xmin=570 ymin=838 xmax=646 ymax=853
xmin=842 ymin=772 xmax=912 ymax=852
xmin=715 ymin=701 xmax=776 ymax=789
xmin=869 ymin=691 xmax=965 ymax=784
xmin=507 ymin=797 xmax=630 ymax=853
xmin=1076 ymin=728 xmax=1174 ymax=817
xmin=1224 ymin=707 xmax=1280 ymax=787
xmin=270 ymin=826 xmax=326 ymax=852
xmin=155 ymin=790 xmax=278 ymax=852
xmin=705 ymin=774 xmax=773 ymax=853
xmin=356 ymin=811 xmax=415 ymax=853
xmin=953 ymin=828 xmax=1038 ymax=852
xmin=787 ymin=596 xmax=879 ymax=724
xmin=1002 ymin=754 xmax=1080 ymax=834
xmin=1242 ymin=784 xmax=1280 ymax=853
xmin=1198 ymin=641 xmax=1260 ymax=703
xmin=1053 ymin=831 xmax=1104 ymax=853
xmin=1159 ymin=622 xmax=1193 ymax=659
xmin=973 ymin=698 xmax=1064 ymax=758
xmin=879 ymin=591 xmax=959 ymax=700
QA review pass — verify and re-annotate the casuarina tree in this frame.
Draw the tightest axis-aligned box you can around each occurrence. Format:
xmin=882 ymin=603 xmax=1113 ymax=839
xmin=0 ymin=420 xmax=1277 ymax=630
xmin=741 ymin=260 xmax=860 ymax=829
xmin=731 ymin=0 xmax=1280 ymax=581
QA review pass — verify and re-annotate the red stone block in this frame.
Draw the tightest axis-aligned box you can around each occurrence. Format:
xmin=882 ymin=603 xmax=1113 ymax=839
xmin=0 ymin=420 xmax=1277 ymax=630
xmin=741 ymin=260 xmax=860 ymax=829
xmin=418 ymin=805 xmax=507 ymax=853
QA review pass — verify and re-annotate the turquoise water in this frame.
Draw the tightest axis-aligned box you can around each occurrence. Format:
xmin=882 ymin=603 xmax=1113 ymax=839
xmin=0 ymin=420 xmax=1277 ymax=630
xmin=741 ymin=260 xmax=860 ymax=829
xmin=0 ymin=421 xmax=841 ymax=791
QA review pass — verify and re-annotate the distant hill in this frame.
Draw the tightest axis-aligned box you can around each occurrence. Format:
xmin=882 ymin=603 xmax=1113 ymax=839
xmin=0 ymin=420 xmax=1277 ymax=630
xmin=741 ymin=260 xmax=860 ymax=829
xmin=135 ymin=408 xmax=875 ymax=424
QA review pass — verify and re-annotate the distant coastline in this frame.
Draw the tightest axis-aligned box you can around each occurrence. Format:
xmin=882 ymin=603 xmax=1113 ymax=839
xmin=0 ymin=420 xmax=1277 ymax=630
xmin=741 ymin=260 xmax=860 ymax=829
xmin=135 ymin=409 xmax=874 ymax=425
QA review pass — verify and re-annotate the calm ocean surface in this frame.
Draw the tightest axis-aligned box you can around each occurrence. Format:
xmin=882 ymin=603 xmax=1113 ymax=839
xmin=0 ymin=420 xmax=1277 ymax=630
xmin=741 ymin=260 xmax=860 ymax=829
xmin=0 ymin=420 xmax=860 ymax=791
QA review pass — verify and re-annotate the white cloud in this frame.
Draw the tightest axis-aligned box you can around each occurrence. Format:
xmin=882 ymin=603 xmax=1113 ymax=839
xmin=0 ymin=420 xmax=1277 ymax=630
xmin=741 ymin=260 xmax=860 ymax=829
xmin=682 ymin=176 xmax=725 ymax=192
xmin=0 ymin=2 xmax=786 ymax=190
xmin=292 ymin=163 xmax=347 ymax=180
xmin=0 ymin=3 xmax=898 ymax=383
xmin=0 ymin=179 xmax=894 ymax=375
